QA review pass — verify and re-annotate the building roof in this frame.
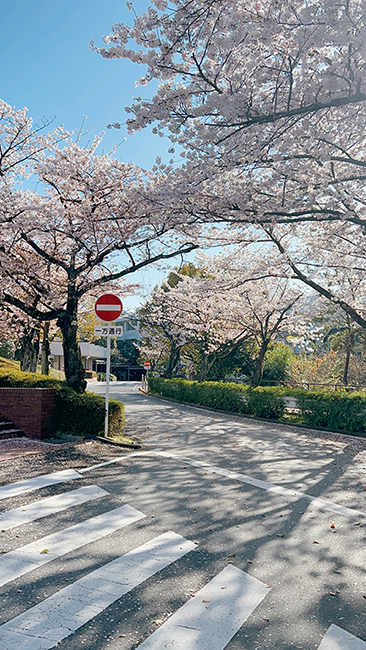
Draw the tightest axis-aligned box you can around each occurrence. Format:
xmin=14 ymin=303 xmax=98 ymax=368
xmin=50 ymin=342 xmax=107 ymax=359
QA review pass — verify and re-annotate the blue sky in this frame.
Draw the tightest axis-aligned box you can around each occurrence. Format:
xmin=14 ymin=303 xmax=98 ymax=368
xmin=1 ymin=0 xmax=194 ymax=310
xmin=1 ymin=0 xmax=164 ymax=168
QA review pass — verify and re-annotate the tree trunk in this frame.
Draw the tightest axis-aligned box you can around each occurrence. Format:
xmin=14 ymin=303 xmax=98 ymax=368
xmin=41 ymin=321 xmax=50 ymax=375
xmin=57 ymin=292 xmax=86 ymax=393
xmin=342 ymin=320 xmax=354 ymax=387
xmin=251 ymin=339 xmax=270 ymax=387
xmin=164 ymin=341 xmax=180 ymax=379
xmin=197 ymin=353 xmax=216 ymax=382
xmin=20 ymin=326 xmax=40 ymax=373
xmin=29 ymin=327 xmax=40 ymax=373
xmin=20 ymin=331 xmax=34 ymax=372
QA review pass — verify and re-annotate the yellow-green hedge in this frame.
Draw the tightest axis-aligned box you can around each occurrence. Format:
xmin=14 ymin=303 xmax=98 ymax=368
xmin=148 ymin=377 xmax=366 ymax=435
xmin=147 ymin=377 xmax=285 ymax=419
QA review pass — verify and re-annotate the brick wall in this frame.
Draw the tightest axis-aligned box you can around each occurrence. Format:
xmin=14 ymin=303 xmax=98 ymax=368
xmin=0 ymin=388 xmax=57 ymax=440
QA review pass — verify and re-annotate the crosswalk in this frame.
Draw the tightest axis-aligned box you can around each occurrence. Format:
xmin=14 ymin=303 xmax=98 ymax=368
xmin=0 ymin=469 xmax=364 ymax=650
xmin=0 ymin=485 xmax=108 ymax=530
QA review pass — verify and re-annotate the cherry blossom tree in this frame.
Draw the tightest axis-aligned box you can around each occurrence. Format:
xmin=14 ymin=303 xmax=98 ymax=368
xmin=95 ymin=0 xmax=366 ymax=328
xmin=138 ymin=252 xmax=309 ymax=383
xmin=138 ymin=292 xmax=189 ymax=377
xmin=95 ymin=0 xmax=366 ymax=217
xmin=98 ymin=0 xmax=366 ymax=148
xmin=258 ymin=221 xmax=366 ymax=329
xmin=0 ymin=102 xmax=199 ymax=391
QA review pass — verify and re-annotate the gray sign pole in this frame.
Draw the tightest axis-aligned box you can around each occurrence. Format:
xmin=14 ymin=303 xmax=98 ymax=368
xmin=104 ymin=333 xmax=111 ymax=437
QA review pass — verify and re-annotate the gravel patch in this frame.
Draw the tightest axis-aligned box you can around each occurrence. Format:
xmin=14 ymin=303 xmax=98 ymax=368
xmin=0 ymin=439 xmax=135 ymax=487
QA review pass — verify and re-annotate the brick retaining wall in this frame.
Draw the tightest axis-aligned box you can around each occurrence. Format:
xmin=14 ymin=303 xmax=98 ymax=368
xmin=0 ymin=388 xmax=57 ymax=440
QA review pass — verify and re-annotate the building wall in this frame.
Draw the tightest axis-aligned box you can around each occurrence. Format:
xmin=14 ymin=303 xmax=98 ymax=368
xmin=0 ymin=388 xmax=57 ymax=440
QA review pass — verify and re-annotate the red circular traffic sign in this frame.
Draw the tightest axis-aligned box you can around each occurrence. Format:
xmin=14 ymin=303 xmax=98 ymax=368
xmin=144 ymin=360 xmax=151 ymax=368
xmin=95 ymin=294 xmax=123 ymax=322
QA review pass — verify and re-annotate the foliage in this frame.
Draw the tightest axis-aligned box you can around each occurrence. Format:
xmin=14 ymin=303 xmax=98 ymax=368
xmin=148 ymin=377 xmax=285 ymax=419
xmin=295 ymin=391 xmax=366 ymax=433
xmin=0 ymin=339 xmax=14 ymax=359
xmin=56 ymin=387 xmax=124 ymax=436
xmin=138 ymin=254 xmax=307 ymax=383
xmin=0 ymin=358 xmax=124 ymax=435
xmin=97 ymin=372 xmax=117 ymax=382
xmin=289 ymin=351 xmax=340 ymax=388
xmin=116 ymin=339 xmax=140 ymax=364
xmin=207 ymin=340 xmax=257 ymax=380
xmin=148 ymin=376 xmax=366 ymax=434
xmin=262 ymin=343 xmax=296 ymax=384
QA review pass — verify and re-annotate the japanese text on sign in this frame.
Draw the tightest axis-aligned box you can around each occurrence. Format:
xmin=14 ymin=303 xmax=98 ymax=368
xmin=94 ymin=326 xmax=123 ymax=336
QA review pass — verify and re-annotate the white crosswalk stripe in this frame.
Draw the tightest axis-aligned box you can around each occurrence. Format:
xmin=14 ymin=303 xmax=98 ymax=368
xmin=0 ymin=504 xmax=145 ymax=587
xmin=0 ymin=485 xmax=109 ymax=530
xmin=136 ymin=564 xmax=270 ymax=650
xmin=0 ymin=469 xmax=82 ymax=501
xmin=153 ymin=452 xmax=366 ymax=519
xmin=318 ymin=624 xmax=366 ymax=649
xmin=0 ymin=467 xmax=364 ymax=650
xmin=0 ymin=531 xmax=196 ymax=650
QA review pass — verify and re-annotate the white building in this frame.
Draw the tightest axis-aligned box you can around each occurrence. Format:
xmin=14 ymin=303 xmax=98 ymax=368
xmin=114 ymin=315 xmax=141 ymax=342
xmin=50 ymin=341 xmax=107 ymax=372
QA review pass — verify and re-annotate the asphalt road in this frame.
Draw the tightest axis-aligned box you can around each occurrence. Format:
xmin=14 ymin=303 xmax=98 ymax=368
xmin=0 ymin=381 xmax=365 ymax=650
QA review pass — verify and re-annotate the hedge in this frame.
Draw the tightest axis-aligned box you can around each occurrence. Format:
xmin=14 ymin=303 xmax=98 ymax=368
xmin=56 ymin=386 xmax=124 ymax=436
xmin=0 ymin=359 xmax=124 ymax=436
xmin=147 ymin=377 xmax=366 ymax=435
xmin=147 ymin=378 xmax=285 ymax=419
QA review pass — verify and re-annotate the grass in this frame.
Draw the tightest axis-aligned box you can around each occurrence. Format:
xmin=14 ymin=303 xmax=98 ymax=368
xmin=42 ymin=431 xmax=85 ymax=444
xmin=109 ymin=433 xmax=138 ymax=445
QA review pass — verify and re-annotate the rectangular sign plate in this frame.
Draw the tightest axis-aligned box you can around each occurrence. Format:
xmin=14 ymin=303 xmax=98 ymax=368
xmin=94 ymin=326 xmax=123 ymax=336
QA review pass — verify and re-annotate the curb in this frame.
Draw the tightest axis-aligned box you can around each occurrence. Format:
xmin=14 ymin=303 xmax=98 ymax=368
xmin=92 ymin=435 xmax=141 ymax=449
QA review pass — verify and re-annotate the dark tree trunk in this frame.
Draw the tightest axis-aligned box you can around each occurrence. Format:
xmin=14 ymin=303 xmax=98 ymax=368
xmin=164 ymin=341 xmax=180 ymax=379
xmin=20 ymin=332 xmax=34 ymax=372
xmin=41 ymin=321 xmax=50 ymax=375
xmin=57 ymin=290 xmax=86 ymax=393
xmin=29 ymin=328 xmax=40 ymax=373
xmin=251 ymin=339 xmax=270 ymax=387
xmin=20 ymin=326 xmax=40 ymax=373
xmin=342 ymin=318 xmax=354 ymax=387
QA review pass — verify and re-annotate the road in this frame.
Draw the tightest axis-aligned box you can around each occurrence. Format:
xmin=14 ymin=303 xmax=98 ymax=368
xmin=0 ymin=381 xmax=365 ymax=650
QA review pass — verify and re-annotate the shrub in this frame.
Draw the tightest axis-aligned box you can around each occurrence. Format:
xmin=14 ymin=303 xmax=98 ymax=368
xmin=0 ymin=360 xmax=124 ymax=436
xmin=245 ymin=387 xmax=286 ymax=419
xmin=148 ymin=378 xmax=285 ymax=419
xmin=56 ymin=386 xmax=124 ymax=436
xmin=295 ymin=390 xmax=366 ymax=433
xmin=97 ymin=372 xmax=117 ymax=382
xmin=0 ymin=366 xmax=61 ymax=388
xmin=147 ymin=377 xmax=366 ymax=434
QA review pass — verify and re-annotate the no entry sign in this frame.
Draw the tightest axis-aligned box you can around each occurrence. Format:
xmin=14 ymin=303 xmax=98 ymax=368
xmin=144 ymin=360 xmax=151 ymax=368
xmin=95 ymin=294 xmax=123 ymax=322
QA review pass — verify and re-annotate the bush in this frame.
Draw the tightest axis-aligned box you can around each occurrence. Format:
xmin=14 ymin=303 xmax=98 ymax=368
xmin=147 ymin=377 xmax=366 ymax=434
xmin=147 ymin=378 xmax=285 ymax=419
xmin=0 ymin=359 xmax=124 ymax=436
xmin=97 ymin=372 xmax=117 ymax=382
xmin=245 ymin=387 xmax=286 ymax=419
xmin=56 ymin=386 xmax=124 ymax=436
xmin=295 ymin=390 xmax=366 ymax=433
xmin=0 ymin=366 xmax=61 ymax=388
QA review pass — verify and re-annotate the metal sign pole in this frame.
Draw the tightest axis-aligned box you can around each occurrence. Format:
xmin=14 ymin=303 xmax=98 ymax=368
xmin=104 ymin=333 xmax=111 ymax=437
